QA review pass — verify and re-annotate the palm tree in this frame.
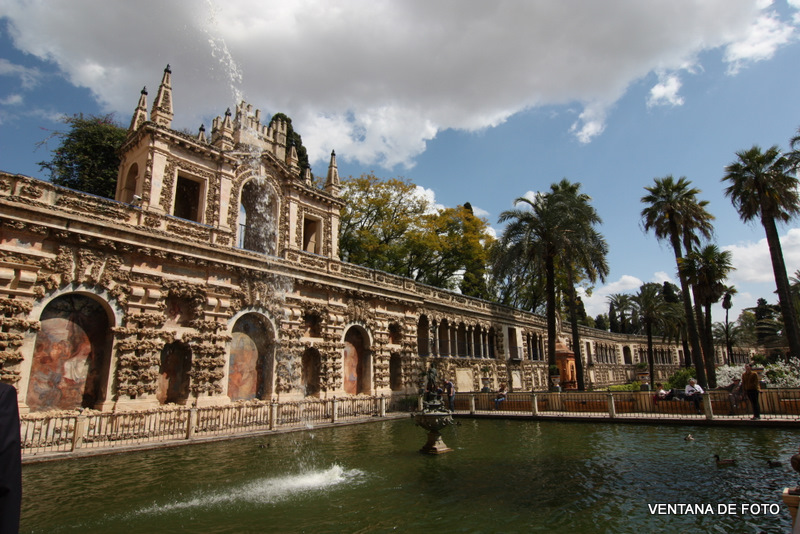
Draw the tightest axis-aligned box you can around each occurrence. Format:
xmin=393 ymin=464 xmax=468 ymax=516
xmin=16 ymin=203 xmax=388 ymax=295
xmin=497 ymin=192 xmax=563 ymax=369
xmin=682 ymin=244 xmax=734 ymax=387
xmin=632 ymin=283 xmax=680 ymax=382
xmin=721 ymin=286 xmax=738 ymax=365
xmin=641 ymin=176 xmax=711 ymax=387
xmin=607 ymin=293 xmax=632 ymax=334
xmin=722 ymin=145 xmax=800 ymax=358
xmin=549 ymin=179 xmax=609 ymax=390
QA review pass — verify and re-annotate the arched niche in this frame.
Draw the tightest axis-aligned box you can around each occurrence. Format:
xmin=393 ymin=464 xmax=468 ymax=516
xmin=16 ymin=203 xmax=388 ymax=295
xmin=26 ymin=293 xmax=113 ymax=412
xmin=228 ymin=313 xmax=275 ymax=401
xmin=158 ymin=341 xmax=192 ymax=405
xmin=343 ymin=325 xmax=372 ymax=395
xmin=301 ymin=347 xmax=321 ymax=397
xmin=389 ymin=353 xmax=403 ymax=391
xmin=238 ymin=176 xmax=278 ymax=255
xmin=120 ymin=162 xmax=139 ymax=203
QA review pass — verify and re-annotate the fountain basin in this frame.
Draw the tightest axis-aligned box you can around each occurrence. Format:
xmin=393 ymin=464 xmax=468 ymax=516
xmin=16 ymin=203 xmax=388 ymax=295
xmin=413 ymin=411 xmax=454 ymax=454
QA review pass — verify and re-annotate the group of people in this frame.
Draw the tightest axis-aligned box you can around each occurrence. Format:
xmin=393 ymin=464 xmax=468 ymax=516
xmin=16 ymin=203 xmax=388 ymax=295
xmin=655 ymin=363 xmax=762 ymax=419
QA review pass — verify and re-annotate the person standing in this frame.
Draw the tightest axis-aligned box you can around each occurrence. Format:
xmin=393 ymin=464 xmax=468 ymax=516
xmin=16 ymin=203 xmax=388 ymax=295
xmin=742 ymin=363 xmax=761 ymax=420
xmin=443 ymin=378 xmax=455 ymax=412
xmin=0 ymin=382 xmax=21 ymax=534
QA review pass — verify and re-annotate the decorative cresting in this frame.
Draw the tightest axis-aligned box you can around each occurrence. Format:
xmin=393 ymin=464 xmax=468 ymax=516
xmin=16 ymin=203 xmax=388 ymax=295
xmin=0 ymin=298 xmax=39 ymax=383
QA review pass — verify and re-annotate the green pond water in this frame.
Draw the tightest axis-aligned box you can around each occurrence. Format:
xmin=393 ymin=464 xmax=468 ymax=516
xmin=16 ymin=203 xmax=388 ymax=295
xmin=20 ymin=418 xmax=800 ymax=533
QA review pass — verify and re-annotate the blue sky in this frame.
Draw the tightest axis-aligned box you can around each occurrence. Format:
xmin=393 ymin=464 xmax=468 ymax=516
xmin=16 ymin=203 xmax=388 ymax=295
xmin=1 ymin=0 xmax=800 ymax=324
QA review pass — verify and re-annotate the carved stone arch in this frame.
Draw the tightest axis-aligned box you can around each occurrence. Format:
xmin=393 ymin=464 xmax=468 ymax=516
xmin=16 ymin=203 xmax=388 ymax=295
xmin=233 ymin=169 xmax=281 ymax=254
xmin=227 ymin=309 xmax=277 ymax=401
xmin=228 ymin=166 xmax=282 ymax=235
xmin=121 ymin=162 xmax=140 ymax=203
xmin=345 ymin=297 xmax=377 ymax=332
xmin=24 ymin=287 xmax=119 ymax=412
xmin=341 ymin=322 xmax=373 ymax=395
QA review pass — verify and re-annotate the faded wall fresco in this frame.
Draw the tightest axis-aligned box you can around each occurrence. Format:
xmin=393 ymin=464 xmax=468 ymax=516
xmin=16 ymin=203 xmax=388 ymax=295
xmin=228 ymin=314 xmax=273 ymax=401
xmin=343 ymin=329 xmax=364 ymax=395
xmin=26 ymin=294 xmax=109 ymax=412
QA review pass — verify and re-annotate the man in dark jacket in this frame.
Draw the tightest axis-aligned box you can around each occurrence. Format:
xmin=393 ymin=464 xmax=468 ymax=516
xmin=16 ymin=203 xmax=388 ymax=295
xmin=0 ymin=382 xmax=21 ymax=534
xmin=741 ymin=363 xmax=761 ymax=420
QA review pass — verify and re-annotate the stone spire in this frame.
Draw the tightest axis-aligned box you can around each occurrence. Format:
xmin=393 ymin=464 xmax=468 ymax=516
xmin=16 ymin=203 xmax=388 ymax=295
xmin=211 ymin=108 xmax=234 ymax=150
xmin=150 ymin=65 xmax=173 ymax=128
xmin=197 ymin=124 xmax=207 ymax=143
xmin=129 ymin=86 xmax=148 ymax=131
xmin=325 ymin=150 xmax=340 ymax=195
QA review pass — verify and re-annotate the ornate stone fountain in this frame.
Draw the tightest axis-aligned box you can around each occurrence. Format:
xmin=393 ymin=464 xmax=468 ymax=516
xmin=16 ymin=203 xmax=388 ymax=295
xmin=413 ymin=363 xmax=454 ymax=454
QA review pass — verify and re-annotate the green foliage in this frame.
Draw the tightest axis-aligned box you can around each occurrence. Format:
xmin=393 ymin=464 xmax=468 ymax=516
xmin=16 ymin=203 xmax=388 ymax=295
xmin=665 ymin=367 xmax=696 ymax=390
xmin=608 ymin=381 xmax=640 ymax=392
xmin=38 ymin=113 xmax=127 ymax=198
xmin=269 ymin=113 xmax=309 ymax=173
xmin=338 ymin=174 xmax=493 ymax=296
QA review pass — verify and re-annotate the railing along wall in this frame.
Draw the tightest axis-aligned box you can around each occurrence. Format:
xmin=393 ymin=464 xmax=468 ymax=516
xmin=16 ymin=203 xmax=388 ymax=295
xmin=455 ymin=389 xmax=800 ymax=422
xmin=20 ymin=395 xmax=406 ymax=459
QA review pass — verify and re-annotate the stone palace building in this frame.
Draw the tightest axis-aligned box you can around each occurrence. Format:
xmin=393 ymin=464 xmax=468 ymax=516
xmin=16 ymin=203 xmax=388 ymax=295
xmin=0 ymin=67 xmax=693 ymax=414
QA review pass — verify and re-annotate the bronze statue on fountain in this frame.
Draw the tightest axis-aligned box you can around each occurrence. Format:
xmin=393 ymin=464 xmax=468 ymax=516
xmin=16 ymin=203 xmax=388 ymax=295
xmin=413 ymin=362 xmax=455 ymax=454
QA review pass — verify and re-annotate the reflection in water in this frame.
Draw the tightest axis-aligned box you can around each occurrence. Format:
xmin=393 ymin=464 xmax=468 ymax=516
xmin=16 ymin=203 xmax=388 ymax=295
xmin=21 ymin=420 xmax=798 ymax=533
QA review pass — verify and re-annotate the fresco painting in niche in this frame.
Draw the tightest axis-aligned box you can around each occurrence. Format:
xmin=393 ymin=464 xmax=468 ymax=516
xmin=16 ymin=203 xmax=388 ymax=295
xmin=157 ymin=342 xmax=192 ymax=404
xmin=228 ymin=314 xmax=273 ymax=401
xmin=27 ymin=294 xmax=109 ymax=412
xmin=343 ymin=329 xmax=363 ymax=395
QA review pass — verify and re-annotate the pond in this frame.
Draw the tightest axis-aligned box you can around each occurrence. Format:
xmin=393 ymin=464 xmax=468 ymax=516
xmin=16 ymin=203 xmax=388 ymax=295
xmin=21 ymin=419 xmax=800 ymax=533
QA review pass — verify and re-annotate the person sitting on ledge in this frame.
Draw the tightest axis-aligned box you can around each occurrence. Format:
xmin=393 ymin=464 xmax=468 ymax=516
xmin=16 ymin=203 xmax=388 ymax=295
xmin=653 ymin=382 xmax=673 ymax=404
xmin=684 ymin=378 xmax=704 ymax=413
xmin=494 ymin=384 xmax=507 ymax=410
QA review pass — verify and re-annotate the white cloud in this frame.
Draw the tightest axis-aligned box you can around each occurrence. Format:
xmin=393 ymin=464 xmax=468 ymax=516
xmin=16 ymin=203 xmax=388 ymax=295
xmin=651 ymin=271 xmax=675 ymax=285
xmin=723 ymin=228 xmax=800 ymax=284
xmin=724 ymin=13 xmax=795 ymax=74
xmin=0 ymin=58 xmax=40 ymax=89
xmin=0 ymin=0 xmax=793 ymax=169
xmin=579 ymin=274 xmax=643 ymax=318
xmin=647 ymin=74 xmax=685 ymax=107
xmin=0 ymin=94 xmax=23 ymax=106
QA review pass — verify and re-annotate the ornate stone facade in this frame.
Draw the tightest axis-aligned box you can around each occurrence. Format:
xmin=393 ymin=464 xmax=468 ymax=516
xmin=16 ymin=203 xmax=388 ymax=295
xmin=0 ymin=67 xmax=690 ymax=413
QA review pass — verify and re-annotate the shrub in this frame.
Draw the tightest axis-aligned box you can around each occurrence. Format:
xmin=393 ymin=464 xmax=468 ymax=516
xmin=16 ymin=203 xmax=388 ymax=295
xmin=666 ymin=367 xmax=696 ymax=390
xmin=608 ymin=381 xmax=641 ymax=392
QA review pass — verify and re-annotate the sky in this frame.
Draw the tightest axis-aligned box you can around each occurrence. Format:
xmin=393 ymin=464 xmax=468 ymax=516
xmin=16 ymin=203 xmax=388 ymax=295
xmin=1 ymin=0 xmax=800 ymax=325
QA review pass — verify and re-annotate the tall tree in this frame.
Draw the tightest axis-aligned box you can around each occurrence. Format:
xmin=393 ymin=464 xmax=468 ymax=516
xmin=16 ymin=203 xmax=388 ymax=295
xmin=631 ymin=283 xmax=678 ymax=382
xmin=607 ymin=293 xmax=632 ymax=334
xmin=641 ymin=176 xmax=710 ymax=387
xmin=722 ymin=145 xmax=800 ymax=358
xmin=339 ymin=174 xmax=429 ymax=271
xmin=721 ymin=286 xmax=738 ymax=365
xmin=496 ymin=191 xmax=565 ymax=368
xmin=682 ymin=244 xmax=734 ymax=387
xmin=549 ymin=179 xmax=609 ymax=390
xmin=38 ymin=113 xmax=127 ymax=198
